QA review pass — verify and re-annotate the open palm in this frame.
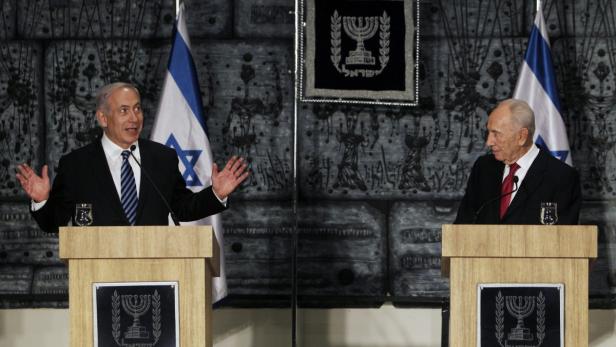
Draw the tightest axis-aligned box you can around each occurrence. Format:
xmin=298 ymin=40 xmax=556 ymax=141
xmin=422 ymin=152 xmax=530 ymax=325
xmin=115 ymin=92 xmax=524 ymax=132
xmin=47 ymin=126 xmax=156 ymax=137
xmin=211 ymin=156 xmax=249 ymax=200
xmin=16 ymin=164 xmax=51 ymax=202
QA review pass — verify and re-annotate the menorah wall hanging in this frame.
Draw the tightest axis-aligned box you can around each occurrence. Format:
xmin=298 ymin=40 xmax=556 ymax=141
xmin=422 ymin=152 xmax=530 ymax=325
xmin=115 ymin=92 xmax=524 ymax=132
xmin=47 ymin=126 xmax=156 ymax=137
xmin=296 ymin=0 xmax=419 ymax=106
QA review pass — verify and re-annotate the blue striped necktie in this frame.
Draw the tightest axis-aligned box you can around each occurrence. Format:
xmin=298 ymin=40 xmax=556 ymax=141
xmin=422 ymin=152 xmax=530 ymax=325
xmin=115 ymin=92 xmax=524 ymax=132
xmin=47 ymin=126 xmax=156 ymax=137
xmin=121 ymin=150 xmax=138 ymax=225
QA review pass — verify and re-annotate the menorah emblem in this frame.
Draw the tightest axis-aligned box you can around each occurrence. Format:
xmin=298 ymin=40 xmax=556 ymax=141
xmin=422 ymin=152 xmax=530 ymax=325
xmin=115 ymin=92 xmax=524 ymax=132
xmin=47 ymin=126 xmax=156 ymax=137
xmin=121 ymin=294 xmax=152 ymax=340
xmin=330 ymin=10 xmax=390 ymax=78
xmin=109 ymin=289 xmax=162 ymax=347
xmin=342 ymin=16 xmax=379 ymax=65
xmin=505 ymin=295 xmax=536 ymax=341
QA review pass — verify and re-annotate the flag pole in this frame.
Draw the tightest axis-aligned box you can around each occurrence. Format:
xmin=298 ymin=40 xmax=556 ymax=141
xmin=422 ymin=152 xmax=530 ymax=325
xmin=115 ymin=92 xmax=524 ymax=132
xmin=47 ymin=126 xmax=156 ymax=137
xmin=176 ymin=0 xmax=181 ymax=15
xmin=536 ymin=0 xmax=541 ymax=12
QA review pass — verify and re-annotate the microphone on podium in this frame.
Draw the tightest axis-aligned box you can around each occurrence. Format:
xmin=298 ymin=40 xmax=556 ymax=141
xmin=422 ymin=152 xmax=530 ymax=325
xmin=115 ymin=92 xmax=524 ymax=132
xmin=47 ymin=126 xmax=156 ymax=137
xmin=472 ymin=176 xmax=519 ymax=224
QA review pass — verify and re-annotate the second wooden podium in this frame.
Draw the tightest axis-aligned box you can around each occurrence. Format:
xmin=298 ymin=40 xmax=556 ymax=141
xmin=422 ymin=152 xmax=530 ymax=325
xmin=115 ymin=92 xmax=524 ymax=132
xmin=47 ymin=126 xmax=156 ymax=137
xmin=59 ymin=226 xmax=219 ymax=347
xmin=442 ymin=224 xmax=597 ymax=347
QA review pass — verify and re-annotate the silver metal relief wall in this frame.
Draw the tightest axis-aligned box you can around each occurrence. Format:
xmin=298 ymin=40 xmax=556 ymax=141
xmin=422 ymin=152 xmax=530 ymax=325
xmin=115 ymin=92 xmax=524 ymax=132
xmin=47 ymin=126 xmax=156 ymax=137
xmin=0 ymin=0 xmax=615 ymax=310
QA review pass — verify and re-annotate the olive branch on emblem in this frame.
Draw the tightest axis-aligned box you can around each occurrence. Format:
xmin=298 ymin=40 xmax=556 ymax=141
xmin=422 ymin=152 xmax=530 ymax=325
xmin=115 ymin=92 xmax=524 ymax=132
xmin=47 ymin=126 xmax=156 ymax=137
xmin=378 ymin=11 xmax=390 ymax=71
xmin=111 ymin=290 xmax=122 ymax=345
xmin=536 ymin=291 xmax=546 ymax=346
xmin=330 ymin=10 xmax=342 ymax=72
xmin=495 ymin=291 xmax=505 ymax=347
xmin=152 ymin=290 xmax=162 ymax=344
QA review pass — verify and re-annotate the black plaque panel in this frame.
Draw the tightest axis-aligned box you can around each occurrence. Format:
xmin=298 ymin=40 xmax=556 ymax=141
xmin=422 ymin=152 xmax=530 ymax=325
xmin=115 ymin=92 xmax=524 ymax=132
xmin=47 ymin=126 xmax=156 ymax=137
xmin=312 ymin=0 xmax=407 ymax=92
xmin=479 ymin=284 xmax=563 ymax=347
xmin=94 ymin=282 xmax=178 ymax=347
xmin=301 ymin=0 xmax=417 ymax=104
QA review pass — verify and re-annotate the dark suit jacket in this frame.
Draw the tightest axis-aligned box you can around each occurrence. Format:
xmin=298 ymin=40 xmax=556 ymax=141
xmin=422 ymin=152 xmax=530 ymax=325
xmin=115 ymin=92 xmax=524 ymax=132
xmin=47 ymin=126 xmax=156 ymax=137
xmin=33 ymin=138 xmax=226 ymax=233
xmin=454 ymin=147 xmax=581 ymax=224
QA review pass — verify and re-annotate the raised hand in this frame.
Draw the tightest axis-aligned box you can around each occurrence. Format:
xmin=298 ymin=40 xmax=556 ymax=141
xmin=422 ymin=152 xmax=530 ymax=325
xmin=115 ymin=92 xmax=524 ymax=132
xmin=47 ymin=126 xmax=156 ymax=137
xmin=211 ymin=156 xmax=249 ymax=200
xmin=16 ymin=164 xmax=51 ymax=202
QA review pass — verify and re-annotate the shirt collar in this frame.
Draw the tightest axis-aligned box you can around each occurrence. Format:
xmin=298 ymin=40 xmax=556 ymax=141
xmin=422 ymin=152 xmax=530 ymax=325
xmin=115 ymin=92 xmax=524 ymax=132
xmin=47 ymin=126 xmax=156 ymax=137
xmin=101 ymin=133 xmax=139 ymax=159
xmin=514 ymin=144 xmax=540 ymax=170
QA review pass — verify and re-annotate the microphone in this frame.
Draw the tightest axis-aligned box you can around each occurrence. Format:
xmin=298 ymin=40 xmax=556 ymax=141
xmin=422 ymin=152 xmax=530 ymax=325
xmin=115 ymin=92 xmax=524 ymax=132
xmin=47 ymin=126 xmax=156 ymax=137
xmin=128 ymin=145 xmax=180 ymax=226
xmin=472 ymin=176 xmax=519 ymax=223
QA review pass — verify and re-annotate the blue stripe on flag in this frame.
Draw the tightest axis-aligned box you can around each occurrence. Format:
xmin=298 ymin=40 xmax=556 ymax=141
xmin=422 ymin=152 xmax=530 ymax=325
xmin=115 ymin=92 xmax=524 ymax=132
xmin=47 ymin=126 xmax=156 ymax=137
xmin=168 ymin=24 xmax=208 ymax=134
xmin=536 ymin=135 xmax=569 ymax=162
xmin=524 ymin=25 xmax=563 ymax=114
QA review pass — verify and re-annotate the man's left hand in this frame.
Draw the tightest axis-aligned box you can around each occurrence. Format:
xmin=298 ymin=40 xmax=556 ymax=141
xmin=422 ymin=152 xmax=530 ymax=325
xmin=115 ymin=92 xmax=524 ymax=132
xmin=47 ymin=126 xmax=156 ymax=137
xmin=212 ymin=156 xmax=249 ymax=200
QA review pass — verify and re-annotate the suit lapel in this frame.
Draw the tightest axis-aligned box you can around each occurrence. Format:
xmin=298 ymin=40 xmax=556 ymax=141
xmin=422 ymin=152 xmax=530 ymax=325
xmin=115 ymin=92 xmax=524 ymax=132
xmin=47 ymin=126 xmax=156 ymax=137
xmin=504 ymin=150 xmax=548 ymax=219
xmin=135 ymin=139 xmax=152 ymax=223
xmin=92 ymin=141 xmax=127 ymax=222
xmin=490 ymin=160 xmax=505 ymax=222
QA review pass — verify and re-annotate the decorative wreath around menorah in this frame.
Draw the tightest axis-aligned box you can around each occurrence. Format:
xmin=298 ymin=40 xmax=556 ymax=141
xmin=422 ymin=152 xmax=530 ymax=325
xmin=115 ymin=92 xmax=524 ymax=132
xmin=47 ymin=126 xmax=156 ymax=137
xmin=298 ymin=0 xmax=419 ymax=106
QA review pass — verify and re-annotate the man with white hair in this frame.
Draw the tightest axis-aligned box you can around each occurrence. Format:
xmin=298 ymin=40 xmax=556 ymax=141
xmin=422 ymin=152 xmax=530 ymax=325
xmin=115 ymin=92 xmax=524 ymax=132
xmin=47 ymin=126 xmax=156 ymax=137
xmin=455 ymin=99 xmax=581 ymax=224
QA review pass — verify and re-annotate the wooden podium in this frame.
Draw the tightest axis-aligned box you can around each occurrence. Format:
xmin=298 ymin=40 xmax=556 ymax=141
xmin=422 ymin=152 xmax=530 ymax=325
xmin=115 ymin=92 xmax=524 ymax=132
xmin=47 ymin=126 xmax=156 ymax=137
xmin=59 ymin=226 xmax=219 ymax=347
xmin=442 ymin=224 xmax=597 ymax=346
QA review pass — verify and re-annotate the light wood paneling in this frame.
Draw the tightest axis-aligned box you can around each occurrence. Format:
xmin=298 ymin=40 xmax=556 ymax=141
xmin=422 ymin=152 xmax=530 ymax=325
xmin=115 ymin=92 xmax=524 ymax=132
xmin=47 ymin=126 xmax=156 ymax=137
xmin=61 ymin=226 xmax=217 ymax=347
xmin=442 ymin=224 xmax=597 ymax=259
xmin=449 ymin=258 xmax=588 ymax=346
xmin=442 ymin=224 xmax=598 ymax=347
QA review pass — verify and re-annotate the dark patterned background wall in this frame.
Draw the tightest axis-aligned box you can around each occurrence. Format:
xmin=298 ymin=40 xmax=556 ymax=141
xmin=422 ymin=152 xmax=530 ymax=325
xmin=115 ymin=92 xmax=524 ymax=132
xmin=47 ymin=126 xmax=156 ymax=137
xmin=0 ymin=0 xmax=615 ymax=309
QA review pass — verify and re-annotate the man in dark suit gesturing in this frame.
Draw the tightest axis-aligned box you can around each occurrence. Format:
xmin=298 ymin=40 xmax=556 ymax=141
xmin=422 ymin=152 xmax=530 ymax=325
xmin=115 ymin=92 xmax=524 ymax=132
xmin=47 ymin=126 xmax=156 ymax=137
xmin=455 ymin=99 xmax=581 ymax=225
xmin=16 ymin=82 xmax=249 ymax=233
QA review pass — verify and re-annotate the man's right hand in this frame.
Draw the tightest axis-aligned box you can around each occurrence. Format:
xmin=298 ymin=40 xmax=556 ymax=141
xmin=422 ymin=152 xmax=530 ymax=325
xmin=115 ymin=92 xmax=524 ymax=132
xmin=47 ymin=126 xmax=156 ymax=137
xmin=16 ymin=164 xmax=51 ymax=202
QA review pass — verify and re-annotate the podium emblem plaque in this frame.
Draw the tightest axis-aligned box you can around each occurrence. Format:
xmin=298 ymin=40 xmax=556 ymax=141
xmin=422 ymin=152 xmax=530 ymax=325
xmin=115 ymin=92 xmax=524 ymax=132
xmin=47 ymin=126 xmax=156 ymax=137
xmin=477 ymin=284 xmax=564 ymax=347
xmin=93 ymin=282 xmax=179 ymax=347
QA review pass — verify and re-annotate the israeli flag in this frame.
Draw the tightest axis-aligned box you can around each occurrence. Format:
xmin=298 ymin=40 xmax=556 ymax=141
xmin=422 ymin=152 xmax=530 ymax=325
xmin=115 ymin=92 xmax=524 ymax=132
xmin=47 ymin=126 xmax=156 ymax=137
xmin=513 ymin=11 xmax=572 ymax=166
xmin=151 ymin=4 xmax=227 ymax=302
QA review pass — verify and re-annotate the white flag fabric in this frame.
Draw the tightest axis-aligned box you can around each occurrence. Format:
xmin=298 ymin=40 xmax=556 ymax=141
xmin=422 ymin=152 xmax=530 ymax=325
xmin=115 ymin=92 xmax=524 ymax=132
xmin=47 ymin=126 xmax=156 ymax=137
xmin=513 ymin=11 xmax=572 ymax=166
xmin=151 ymin=5 xmax=227 ymax=302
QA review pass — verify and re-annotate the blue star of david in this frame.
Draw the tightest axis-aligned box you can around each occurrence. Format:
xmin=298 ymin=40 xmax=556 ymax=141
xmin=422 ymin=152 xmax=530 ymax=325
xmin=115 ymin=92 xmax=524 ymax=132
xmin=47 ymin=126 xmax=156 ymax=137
xmin=536 ymin=135 xmax=569 ymax=163
xmin=165 ymin=134 xmax=203 ymax=187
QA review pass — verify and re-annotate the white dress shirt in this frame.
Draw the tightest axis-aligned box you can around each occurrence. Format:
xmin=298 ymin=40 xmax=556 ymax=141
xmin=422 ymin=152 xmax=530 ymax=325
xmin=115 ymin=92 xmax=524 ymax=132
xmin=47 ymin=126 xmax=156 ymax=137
xmin=101 ymin=133 xmax=141 ymax=200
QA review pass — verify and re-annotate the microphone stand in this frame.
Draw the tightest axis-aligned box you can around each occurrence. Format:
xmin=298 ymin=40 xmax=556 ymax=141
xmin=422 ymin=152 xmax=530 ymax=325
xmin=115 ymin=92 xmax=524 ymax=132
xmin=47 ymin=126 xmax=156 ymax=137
xmin=472 ymin=177 xmax=519 ymax=223
xmin=128 ymin=145 xmax=181 ymax=226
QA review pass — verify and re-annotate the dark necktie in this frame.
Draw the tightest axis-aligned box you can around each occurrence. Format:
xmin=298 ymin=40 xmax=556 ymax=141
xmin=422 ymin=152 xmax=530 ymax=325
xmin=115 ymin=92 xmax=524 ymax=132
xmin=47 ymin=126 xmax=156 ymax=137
xmin=499 ymin=162 xmax=520 ymax=220
xmin=121 ymin=150 xmax=138 ymax=225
